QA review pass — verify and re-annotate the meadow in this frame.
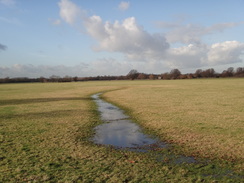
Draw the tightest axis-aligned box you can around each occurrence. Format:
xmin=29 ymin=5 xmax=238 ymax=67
xmin=0 ymin=79 xmax=243 ymax=182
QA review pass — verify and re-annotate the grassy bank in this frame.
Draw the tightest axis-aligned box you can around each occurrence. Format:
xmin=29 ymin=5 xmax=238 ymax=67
xmin=0 ymin=79 xmax=243 ymax=182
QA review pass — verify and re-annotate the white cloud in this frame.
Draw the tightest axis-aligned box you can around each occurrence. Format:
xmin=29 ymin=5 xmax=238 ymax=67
xmin=58 ymin=0 xmax=82 ymax=24
xmin=166 ymin=44 xmax=207 ymax=68
xmin=119 ymin=1 xmax=130 ymax=11
xmin=207 ymin=41 xmax=244 ymax=65
xmin=56 ymin=0 xmax=244 ymax=74
xmin=166 ymin=41 xmax=244 ymax=68
xmin=58 ymin=0 xmax=169 ymax=62
xmin=160 ymin=22 xmax=241 ymax=44
xmin=84 ymin=16 xmax=169 ymax=61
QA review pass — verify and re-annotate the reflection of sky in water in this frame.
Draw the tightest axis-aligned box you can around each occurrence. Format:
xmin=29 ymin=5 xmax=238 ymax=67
xmin=92 ymin=94 xmax=157 ymax=148
xmin=98 ymin=101 xmax=128 ymax=121
xmin=91 ymin=94 xmax=199 ymax=165
xmin=93 ymin=120 xmax=156 ymax=147
xmin=92 ymin=94 xmax=241 ymax=177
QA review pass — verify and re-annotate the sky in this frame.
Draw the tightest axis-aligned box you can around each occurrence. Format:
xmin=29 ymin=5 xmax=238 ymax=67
xmin=0 ymin=0 xmax=244 ymax=78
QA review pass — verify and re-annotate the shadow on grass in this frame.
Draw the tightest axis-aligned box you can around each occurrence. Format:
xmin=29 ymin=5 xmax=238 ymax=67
xmin=0 ymin=97 xmax=91 ymax=106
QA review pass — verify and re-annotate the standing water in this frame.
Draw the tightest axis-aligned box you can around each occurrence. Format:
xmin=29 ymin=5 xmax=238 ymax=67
xmin=91 ymin=93 xmax=165 ymax=150
xmin=90 ymin=93 xmax=243 ymax=180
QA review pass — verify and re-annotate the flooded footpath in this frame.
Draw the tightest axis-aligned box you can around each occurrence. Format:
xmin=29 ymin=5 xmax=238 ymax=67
xmin=91 ymin=93 xmax=195 ymax=163
xmin=91 ymin=93 xmax=243 ymax=180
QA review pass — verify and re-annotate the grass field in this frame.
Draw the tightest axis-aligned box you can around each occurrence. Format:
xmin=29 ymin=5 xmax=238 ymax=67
xmin=0 ymin=79 xmax=243 ymax=182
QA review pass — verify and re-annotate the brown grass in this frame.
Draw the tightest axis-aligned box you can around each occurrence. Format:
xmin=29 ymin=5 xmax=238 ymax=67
xmin=1 ymin=80 xmax=243 ymax=182
xmin=103 ymin=79 xmax=244 ymax=169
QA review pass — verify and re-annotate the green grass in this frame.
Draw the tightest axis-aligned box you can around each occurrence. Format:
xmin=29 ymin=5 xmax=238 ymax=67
xmin=0 ymin=80 xmax=243 ymax=182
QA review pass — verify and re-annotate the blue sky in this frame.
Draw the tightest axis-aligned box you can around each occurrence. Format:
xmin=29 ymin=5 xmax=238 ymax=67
xmin=0 ymin=0 xmax=244 ymax=78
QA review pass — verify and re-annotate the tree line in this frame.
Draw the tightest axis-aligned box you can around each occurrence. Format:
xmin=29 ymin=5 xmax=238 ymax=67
xmin=0 ymin=67 xmax=243 ymax=83
xmin=120 ymin=67 xmax=244 ymax=80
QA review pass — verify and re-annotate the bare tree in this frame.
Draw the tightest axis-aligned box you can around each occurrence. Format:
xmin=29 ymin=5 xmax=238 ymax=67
xmin=170 ymin=69 xmax=181 ymax=79
xmin=235 ymin=67 xmax=244 ymax=77
xmin=195 ymin=69 xmax=203 ymax=78
xmin=202 ymin=68 xmax=215 ymax=78
xmin=127 ymin=69 xmax=139 ymax=80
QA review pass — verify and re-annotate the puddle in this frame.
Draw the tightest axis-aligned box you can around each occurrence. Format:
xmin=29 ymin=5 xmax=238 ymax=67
xmin=91 ymin=93 xmax=243 ymax=180
xmin=91 ymin=93 xmax=196 ymax=164
xmin=92 ymin=93 xmax=162 ymax=149
xmin=93 ymin=119 xmax=157 ymax=148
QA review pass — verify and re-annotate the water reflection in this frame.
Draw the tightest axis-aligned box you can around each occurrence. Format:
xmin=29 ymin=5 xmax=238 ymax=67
xmin=90 ymin=93 xmax=243 ymax=179
xmin=92 ymin=93 xmax=197 ymax=164
xmin=93 ymin=94 xmax=129 ymax=122
xmin=92 ymin=93 xmax=158 ymax=148
xmin=93 ymin=119 xmax=157 ymax=148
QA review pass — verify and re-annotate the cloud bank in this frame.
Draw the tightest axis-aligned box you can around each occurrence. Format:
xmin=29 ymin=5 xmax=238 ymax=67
xmin=0 ymin=61 xmax=132 ymax=78
xmin=0 ymin=64 xmax=85 ymax=78
xmin=166 ymin=41 xmax=244 ymax=68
